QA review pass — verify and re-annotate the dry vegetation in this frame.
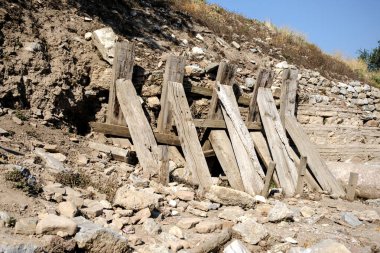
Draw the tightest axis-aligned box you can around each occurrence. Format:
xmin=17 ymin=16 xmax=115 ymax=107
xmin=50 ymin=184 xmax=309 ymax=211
xmin=169 ymin=0 xmax=375 ymax=83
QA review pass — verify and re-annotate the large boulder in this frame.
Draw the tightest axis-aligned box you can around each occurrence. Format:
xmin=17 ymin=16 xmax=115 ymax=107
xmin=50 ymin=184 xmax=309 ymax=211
xmin=205 ymin=185 xmax=255 ymax=209
xmin=73 ymin=216 xmax=131 ymax=253
xmin=36 ymin=214 xmax=77 ymax=236
xmin=113 ymin=186 xmax=159 ymax=211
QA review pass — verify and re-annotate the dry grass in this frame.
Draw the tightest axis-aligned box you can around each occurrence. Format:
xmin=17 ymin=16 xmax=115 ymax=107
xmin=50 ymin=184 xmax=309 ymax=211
xmin=169 ymin=0 xmax=361 ymax=81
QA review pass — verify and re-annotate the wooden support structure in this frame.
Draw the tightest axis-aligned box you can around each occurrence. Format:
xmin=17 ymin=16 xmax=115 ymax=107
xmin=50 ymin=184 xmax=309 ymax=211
xmin=218 ymin=84 xmax=264 ymax=195
xmin=190 ymin=86 xmax=251 ymax=106
xmin=295 ymin=156 xmax=307 ymax=195
xmin=257 ymin=88 xmax=298 ymax=196
xmin=168 ymin=81 xmax=212 ymax=189
xmin=261 ymin=162 xmax=276 ymax=198
xmin=285 ymin=116 xmax=345 ymax=197
xmin=209 ymin=131 xmax=245 ymax=191
xmin=248 ymin=68 xmax=274 ymax=122
xmin=116 ymin=79 xmax=159 ymax=177
xmin=107 ymin=41 xmax=135 ymax=125
xmin=346 ymin=172 xmax=359 ymax=201
xmin=279 ymin=69 xmax=298 ymax=127
xmin=158 ymin=145 xmax=169 ymax=185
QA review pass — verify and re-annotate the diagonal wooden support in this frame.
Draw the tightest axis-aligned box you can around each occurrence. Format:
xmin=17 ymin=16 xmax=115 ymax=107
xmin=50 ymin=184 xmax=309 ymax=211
xmin=217 ymin=84 xmax=265 ymax=195
xmin=168 ymin=81 xmax=212 ymax=190
xmin=295 ymin=156 xmax=307 ymax=195
xmin=116 ymin=79 xmax=159 ymax=177
xmin=261 ymin=162 xmax=276 ymax=198
xmin=346 ymin=172 xmax=359 ymax=201
xmin=280 ymin=69 xmax=299 ymax=128
xmin=257 ymin=88 xmax=298 ymax=196
xmin=107 ymin=41 xmax=135 ymax=125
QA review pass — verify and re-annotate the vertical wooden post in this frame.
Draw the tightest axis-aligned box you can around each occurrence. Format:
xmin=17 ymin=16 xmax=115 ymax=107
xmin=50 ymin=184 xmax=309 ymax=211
xmin=208 ymin=62 xmax=237 ymax=120
xmin=156 ymin=55 xmax=185 ymax=185
xmin=158 ymin=145 xmax=169 ymax=185
xmin=346 ymin=172 xmax=359 ymax=201
xmin=280 ymin=69 xmax=290 ymax=128
xmin=107 ymin=41 xmax=135 ymax=125
xmin=261 ymin=162 xmax=276 ymax=198
xmin=295 ymin=156 xmax=307 ymax=195
xmin=248 ymin=68 xmax=274 ymax=122
xmin=157 ymin=55 xmax=186 ymax=132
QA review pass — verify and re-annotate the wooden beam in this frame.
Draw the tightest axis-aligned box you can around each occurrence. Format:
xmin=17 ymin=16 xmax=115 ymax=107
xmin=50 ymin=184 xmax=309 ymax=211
xmin=209 ymin=130 xmax=245 ymax=191
xmin=157 ymin=55 xmax=186 ymax=132
xmin=257 ymin=88 xmax=298 ymax=196
xmin=189 ymin=85 xmax=251 ymax=106
xmin=283 ymin=69 xmax=299 ymax=117
xmin=261 ymin=162 xmax=276 ymax=198
xmin=218 ymin=84 xmax=264 ymax=195
xmin=116 ymin=79 xmax=159 ymax=176
xmin=346 ymin=172 xmax=359 ymax=201
xmin=90 ymin=122 xmax=181 ymax=146
xmin=158 ymin=145 xmax=169 ymax=185
xmin=193 ymin=119 xmax=261 ymax=130
xmin=295 ymin=156 xmax=307 ymax=195
xmin=248 ymin=68 xmax=274 ymax=122
xmin=107 ymin=41 xmax=135 ymax=125
xmin=285 ymin=116 xmax=345 ymax=197
xmin=168 ymin=81 xmax=212 ymax=189
xmin=208 ymin=62 xmax=237 ymax=120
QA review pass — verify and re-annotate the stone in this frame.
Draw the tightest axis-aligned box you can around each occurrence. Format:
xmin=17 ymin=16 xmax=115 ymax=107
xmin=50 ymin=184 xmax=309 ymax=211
xmin=77 ymin=154 xmax=88 ymax=165
xmin=130 ymin=208 xmax=151 ymax=224
xmin=272 ymin=86 xmax=281 ymax=98
xmin=169 ymin=226 xmax=184 ymax=239
xmin=232 ymin=41 xmax=241 ymax=49
xmin=146 ymin=96 xmax=160 ymax=109
xmin=339 ymin=88 xmax=348 ymax=95
xmin=308 ymin=239 xmax=351 ymax=253
xmin=205 ymin=63 xmax=219 ymax=73
xmin=35 ymin=148 xmax=67 ymax=173
xmin=245 ymin=78 xmax=255 ymax=89
xmin=36 ymin=214 xmax=77 ymax=236
xmin=43 ymin=183 xmax=66 ymax=201
xmin=232 ymin=218 xmax=268 ymax=245
xmin=300 ymin=206 xmax=314 ymax=218
xmin=195 ymin=33 xmax=204 ymax=41
xmin=44 ymin=144 xmax=58 ymax=152
xmin=23 ymin=41 xmax=42 ymax=52
xmin=89 ymin=67 xmax=113 ymax=90
xmin=14 ymin=217 xmax=38 ymax=235
xmin=113 ymin=185 xmax=159 ymax=211
xmin=186 ymin=206 xmax=208 ymax=217
xmin=185 ymin=64 xmax=204 ymax=77
xmin=177 ymin=217 xmax=202 ymax=229
xmin=73 ymin=216 xmax=131 ymax=252
xmin=268 ymin=201 xmax=294 ymax=222
xmin=84 ymin=32 xmax=92 ymax=40
xmin=331 ymin=86 xmax=340 ymax=94
xmin=92 ymin=27 xmax=117 ymax=65
xmin=57 ymin=201 xmax=78 ymax=218
xmin=205 ymin=185 xmax=255 ymax=209
xmin=195 ymin=220 xmax=222 ymax=233
xmin=254 ymin=195 xmax=267 ymax=203
xmin=174 ymin=190 xmax=195 ymax=201
xmin=218 ymin=206 xmax=246 ymax=223
xmin=189 ymin=200 xmax=217 ymax=211
xmin=275 ymin=61 xmax=289 ymax=69
xmin=341 ymin=212 xmax=362 ymax=227
xmin=224 ymin=239 xmax=250 ymax=253
xmin=0 ymin=244 xmax=39 ymax=253
xmin=81 ymin=202 xmax=103 ymax=219
xmin=100 ymin=200 xmax=112 ymax=209
xmin=0 ymin=211 xmax=11 ymax=226
xmin=191 ymin=47 xmax=205 ymax=57
xmin=12 ymin=116 xmax=23 ymax=125
xmin=168 ymin=199 xmax=177 ymax=208
xmin=356 ymin=210 xmax=380 ymax=222
xmin=143 ymin=218 xmax=161 ymax=235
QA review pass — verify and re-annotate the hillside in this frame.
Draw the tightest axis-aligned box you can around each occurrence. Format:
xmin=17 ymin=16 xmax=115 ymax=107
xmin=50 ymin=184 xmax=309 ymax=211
xmin=0 ymin=0 xmax=380 ymax=252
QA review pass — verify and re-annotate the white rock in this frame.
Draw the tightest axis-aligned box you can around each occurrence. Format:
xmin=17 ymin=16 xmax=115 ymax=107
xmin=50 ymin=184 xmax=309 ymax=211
xmin=92 ymin=27 xmax=117 ymax=65
xmin=169 ymin=226 xmax=184 ymax=239
xmin=275 ymin=61 xmax=289 ymax=69
xmin=36 ymin=214 xmax=77 ymax=236
xmin=254 ymin=195 xmax=267 ymax=203
xmin=195 ymin=33 xmax=204 ymax=41
xmin=224 ymin=240 xmax=250 ymax=253
xmin=268 ymin=201 xmax=294 ymax=222
xmin=168 ymin=200 xmax=177 ymax=208
xmin=232 ymin=218 xmax=268 ymax=245
xmin=232 ymin=41 xmax=241 ymax=49
xmin=191 ymin=47 xmax=205 ymax=56
xmin=84 ymin=32 xmax=92 ymax=41
xmin=113 ymin=185 xmax=159 ymax=211
xmin=57 ymin=201 xmax=78 ymax=218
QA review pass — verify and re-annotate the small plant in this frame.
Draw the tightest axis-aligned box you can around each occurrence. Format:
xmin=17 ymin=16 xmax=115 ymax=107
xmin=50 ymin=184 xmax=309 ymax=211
xmin=5 ymin=169 xmax=42 ymax=195
xmin=54 ymin=171 xmax=91 ymax=188
xmin=15 ymin=110 xmax=29 ymax=121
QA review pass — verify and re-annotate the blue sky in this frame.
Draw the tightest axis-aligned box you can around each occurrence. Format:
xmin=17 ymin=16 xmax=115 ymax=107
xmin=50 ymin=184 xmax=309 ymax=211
xmin=207 ymin=0 xmax=379 ymax=58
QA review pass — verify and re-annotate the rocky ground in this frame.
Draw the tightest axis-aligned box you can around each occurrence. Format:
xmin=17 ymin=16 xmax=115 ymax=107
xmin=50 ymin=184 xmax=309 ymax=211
xmin=1 ymin=0 xmax=380 ymax=252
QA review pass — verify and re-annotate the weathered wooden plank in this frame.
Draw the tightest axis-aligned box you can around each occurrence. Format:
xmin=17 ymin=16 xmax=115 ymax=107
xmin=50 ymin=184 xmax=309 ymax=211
xmin=193 ymin=119 xmax=261 ymax=130
xmin=248 ymin=68 xmax=274 ymax=122
xmin=208 ymin=62 xmax=237 ymax=120
xmin=168 ymin=81 xmax=212 ymax=189
xmin=261 ymin=162 xmax=276 ymax=198
xmin=257 ymin=88 xmax=298 ymax=196
xmin=107 ymin=41 xmax=135 ymax=125
xmin=295 ymin=156 xmax=307 ymax=195
xmin=90 ymin=122 xmax=181 ymax=146
xmin=157 ymin=55 xmax=186 ymax=132
xmin=158 ymin=145 xmax=169 ymax=185
xmin=347 ymin=172 xmax=359 ymax=201
xmin=209 ymin=130 xmax=245 ymax=191
xmin=218 ymin=85 xmax=264 ymax=195
xmin=250 ymin=131 xmax=280 ymax=187
xmin=88 ymin=141 xmax=135 ymax=162
xmin=116 ymin=79 xmax=159 ymax=176
xmin=280 ymin=69 xmax=299 ymax=127
xmin=189 ymin=85 xmax=251 ymax=105
xmin=285 ymin=115 xmax=346 ymax=197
